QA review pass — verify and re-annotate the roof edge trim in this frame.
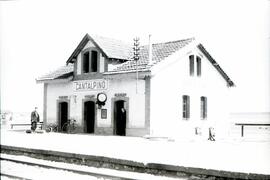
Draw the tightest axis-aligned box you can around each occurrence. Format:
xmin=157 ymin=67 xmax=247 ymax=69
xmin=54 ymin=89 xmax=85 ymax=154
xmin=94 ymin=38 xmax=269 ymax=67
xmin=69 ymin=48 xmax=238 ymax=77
xmin=197 ymin=44 xmax=235 ymax=87
xmin=66 ymin=33 xmax=109 ymax=64
xmin=36 ymin=76 xmax=73 ymax=84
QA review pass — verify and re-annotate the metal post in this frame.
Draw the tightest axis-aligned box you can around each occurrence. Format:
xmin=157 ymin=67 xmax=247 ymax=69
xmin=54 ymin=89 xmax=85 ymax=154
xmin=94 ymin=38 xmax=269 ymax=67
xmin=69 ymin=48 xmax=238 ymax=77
xmin=133 ymin=37 xmax=140 ymax=94
xmin=241 ymin=125 xmax=244 ymax=137
xmin=136 ymin=59 xmax=138 ymax=93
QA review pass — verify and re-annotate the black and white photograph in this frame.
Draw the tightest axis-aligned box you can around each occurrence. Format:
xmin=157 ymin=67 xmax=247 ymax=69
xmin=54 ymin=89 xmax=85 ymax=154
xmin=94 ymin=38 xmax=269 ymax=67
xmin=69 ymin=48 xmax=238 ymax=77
xmin=0 ymin=0 xmax=270 ymax=179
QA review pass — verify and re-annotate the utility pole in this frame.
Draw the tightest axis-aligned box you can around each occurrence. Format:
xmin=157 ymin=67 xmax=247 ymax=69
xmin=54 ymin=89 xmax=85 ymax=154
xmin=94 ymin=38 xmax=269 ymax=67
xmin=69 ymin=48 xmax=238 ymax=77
xmin=133 ymin=37 xmax=140 ymax=94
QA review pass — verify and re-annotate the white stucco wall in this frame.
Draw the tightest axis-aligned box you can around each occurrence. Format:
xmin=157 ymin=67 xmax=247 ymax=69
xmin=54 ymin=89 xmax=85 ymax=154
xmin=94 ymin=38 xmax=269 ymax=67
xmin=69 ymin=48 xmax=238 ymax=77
xmin=150 ymin=47 xmax=230 ymax=139
xmin=45 ymin=76 xmax=146 ymax=132
xmin=99 ymin=55 xmax=105 ymax=73
xmin=46 ymin=82 xmax=74 ymax=124
xmin=76 ymin=40 xmax=97 ymax=75
xmin=46 ymin=38 xmax=148 ymax=135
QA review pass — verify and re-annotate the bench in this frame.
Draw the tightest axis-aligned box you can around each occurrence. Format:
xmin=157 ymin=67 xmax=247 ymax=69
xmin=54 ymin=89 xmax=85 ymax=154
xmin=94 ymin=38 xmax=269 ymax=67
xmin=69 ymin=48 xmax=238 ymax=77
xmin=235 ymin=123 xmax=270 ymax=137
xmin=10 ymin=122 xmax=43 ymax=130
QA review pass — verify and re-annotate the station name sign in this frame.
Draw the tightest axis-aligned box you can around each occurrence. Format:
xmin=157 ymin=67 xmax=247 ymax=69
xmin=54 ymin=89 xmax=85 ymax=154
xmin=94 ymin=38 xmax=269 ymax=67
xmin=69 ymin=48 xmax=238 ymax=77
xmin=73 ymin=79 xmax=108 ymax=91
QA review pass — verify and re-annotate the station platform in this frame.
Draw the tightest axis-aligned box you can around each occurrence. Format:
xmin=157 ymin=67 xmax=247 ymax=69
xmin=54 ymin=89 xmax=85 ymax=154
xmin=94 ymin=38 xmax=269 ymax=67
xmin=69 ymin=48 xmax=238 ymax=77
xmin=1 ymin=130 xmax=270 ymax=179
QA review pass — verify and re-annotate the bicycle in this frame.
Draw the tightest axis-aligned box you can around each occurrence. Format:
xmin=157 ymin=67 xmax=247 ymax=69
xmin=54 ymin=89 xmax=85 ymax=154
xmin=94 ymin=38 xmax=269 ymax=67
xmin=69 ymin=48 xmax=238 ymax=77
xmin=62 ymin=118 xmax=77 ymax=133
xmin=45 ymin=123 xmax=58 ymax=132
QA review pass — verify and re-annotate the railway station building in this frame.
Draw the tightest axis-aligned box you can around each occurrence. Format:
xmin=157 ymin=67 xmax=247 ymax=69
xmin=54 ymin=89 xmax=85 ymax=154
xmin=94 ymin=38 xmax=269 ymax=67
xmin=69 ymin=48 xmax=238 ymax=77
xmin=37 ymin=33 xmax=234 ymax=139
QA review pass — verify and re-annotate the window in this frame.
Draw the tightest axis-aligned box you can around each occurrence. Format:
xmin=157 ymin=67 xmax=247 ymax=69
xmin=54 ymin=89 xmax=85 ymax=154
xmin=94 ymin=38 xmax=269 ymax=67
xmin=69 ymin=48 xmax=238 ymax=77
xmin=82 ymin=50 xmax=99 ymax=73
xmin=91 ymin=50 xmax=98 ymax=72
xmin=189 ymin=55 xmax=194 ymax=76
xmin=83 ymin=52 xmax=90 ymax=73
xmin=196 ymin=56 xmax=201 ymax=76
xmin=189 ymin=55 xmax=202 ymax=77
xmin=182 ymin=95 xmax=190 ymax=119
xmin=201 ymin=96 xmax=207 ymax=119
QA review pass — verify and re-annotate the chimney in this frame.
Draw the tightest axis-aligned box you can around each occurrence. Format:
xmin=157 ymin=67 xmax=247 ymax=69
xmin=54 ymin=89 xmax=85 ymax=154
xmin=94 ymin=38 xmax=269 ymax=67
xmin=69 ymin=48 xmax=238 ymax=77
xmin=148 ymin=34 xmax=153 ymax=65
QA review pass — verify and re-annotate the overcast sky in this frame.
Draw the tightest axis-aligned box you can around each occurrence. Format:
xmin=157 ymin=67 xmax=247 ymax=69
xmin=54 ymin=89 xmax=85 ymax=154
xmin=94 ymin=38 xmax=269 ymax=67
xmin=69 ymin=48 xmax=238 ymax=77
xmin=0 ymin=0 xmax=269 ymax=113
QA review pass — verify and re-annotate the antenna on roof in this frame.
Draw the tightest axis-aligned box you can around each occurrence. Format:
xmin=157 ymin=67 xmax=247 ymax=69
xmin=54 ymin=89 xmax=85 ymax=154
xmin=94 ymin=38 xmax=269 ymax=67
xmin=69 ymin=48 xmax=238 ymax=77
xmin=133 ymin=37 xmax=140 ymax=94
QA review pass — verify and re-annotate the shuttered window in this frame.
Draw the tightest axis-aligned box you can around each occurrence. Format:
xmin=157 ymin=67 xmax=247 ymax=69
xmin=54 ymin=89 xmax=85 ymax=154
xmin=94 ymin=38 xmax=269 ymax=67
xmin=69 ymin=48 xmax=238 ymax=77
xmin=189 ymin=55 xmax=202 ymax=77
xmin=183 ymin=95 xmax=190 ymax=119
xmin=189 ymin=55 xmax=194 ymax=76
xmin=201 ymin=96 xmax=207 ymax=119
xmin=83 ymin=51 xmax=90 ymax=73
xmin=91 ymin=50 xmax=98 ymax=72
xmin=196 ymin=56 xmax=201 ymax=76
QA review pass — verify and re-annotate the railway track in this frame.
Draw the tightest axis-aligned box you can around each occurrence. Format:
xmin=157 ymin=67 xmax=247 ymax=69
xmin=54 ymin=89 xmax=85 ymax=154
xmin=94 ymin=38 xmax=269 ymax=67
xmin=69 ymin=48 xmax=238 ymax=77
xmin=0 ymin=155 xmax=133 ymax=180
xmin=1 ymin=172 xmax=31 ymax=180
xmin=0 ymin=154 xmax=181 ymax=180
xmin=2 ymin=145 xmax=269 ymax=180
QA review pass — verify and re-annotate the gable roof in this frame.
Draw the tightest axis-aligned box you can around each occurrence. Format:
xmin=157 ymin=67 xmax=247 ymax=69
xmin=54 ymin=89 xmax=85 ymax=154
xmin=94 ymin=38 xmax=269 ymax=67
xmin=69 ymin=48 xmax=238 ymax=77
xmin=37 ymin=34 xmax=235 ymax=87
xmin=91 ymin=34 xmax=133 ymax=60
xmin=66 ymin=34 xmax=133 ymax=64
xmin=110 ymin=38 xmax=194 ymax=72
xmin=36 ymin=64 xmax=73 ymax=81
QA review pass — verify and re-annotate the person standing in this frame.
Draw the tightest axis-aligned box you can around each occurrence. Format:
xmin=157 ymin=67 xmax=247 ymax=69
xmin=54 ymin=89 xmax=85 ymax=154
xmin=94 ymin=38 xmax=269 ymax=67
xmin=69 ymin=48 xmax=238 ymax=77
xmin=119 ymin=107 xmax=126 ymax=136
xmin=31 ymin=107 xmax=40 ymax=132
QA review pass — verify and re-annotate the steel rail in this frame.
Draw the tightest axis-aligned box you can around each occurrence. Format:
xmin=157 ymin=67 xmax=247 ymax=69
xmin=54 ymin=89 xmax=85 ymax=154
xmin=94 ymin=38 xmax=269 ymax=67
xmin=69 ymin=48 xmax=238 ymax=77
xmin=1 ymin=172 xmax=31 ymax=180
xmin=1 ymin=157 xmax=133 ymax=180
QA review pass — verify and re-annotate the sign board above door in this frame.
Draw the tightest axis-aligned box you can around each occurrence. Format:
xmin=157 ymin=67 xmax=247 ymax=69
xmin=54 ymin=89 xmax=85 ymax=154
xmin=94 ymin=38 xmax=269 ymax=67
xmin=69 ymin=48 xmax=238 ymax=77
xmin=73 ymin=79 xmax=108 ymax=91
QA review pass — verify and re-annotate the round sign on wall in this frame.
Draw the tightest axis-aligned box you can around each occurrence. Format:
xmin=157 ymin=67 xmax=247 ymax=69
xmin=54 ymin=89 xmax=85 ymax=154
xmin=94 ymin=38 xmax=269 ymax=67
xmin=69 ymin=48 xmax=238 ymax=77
xmin=97 ymin=93 xmax=107 ymax=103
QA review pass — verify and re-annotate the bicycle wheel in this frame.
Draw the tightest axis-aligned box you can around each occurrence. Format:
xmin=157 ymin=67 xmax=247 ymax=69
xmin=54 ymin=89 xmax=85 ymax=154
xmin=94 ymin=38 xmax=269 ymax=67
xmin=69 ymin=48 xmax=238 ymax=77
xmin=52 ymin=125 xmax=58 ymax=132
xmin=45 ymin=127 xmax=52 ymax=132
xmin=69 ymin=123 xmax=77 ymax=134
xmin=46 ymin=124 xmax=57 ymax=132
xmin=62 ymin=123 xmax=69 ymax=133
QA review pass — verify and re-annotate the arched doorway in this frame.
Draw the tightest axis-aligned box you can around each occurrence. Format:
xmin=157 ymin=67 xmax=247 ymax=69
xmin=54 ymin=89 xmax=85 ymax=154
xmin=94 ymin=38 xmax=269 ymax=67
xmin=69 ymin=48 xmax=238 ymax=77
xmin=114 ymin=100 xmax=126 ymax=136
xmin=59 ymin=101 xmax=68 ymax=132
xmin=84 ymin=101 xmax=95 ymax=133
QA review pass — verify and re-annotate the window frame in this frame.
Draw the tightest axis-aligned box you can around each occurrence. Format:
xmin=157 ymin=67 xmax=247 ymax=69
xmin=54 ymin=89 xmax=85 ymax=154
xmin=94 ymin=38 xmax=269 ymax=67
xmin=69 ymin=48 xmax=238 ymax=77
xmin=82 ymin=51 xmax=90 ymax=73
xmin=200 ymin=96 xmax=207 ymax=119
xmin=81 ymin=48 xmax=100 ymax=74
xmin=182 ymin=95 xmax=190 ymax=120
xmin=189 ymin=55 xmax=194 ymax=76
xmin=196 ymin=56 xmax=201 ymax=76
xmin=90 ymin=50 xmax=98 ymax=72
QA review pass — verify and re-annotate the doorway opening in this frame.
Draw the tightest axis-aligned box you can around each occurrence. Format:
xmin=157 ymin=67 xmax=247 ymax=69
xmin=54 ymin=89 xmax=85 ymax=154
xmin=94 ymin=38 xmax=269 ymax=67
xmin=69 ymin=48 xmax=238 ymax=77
xmin=84 ymin=101 xmax=95 ymax=133
xmin=59 ymin=101 xmax=68 ymax=132
xmin=114 ymin=100 xmax=126 ymax=136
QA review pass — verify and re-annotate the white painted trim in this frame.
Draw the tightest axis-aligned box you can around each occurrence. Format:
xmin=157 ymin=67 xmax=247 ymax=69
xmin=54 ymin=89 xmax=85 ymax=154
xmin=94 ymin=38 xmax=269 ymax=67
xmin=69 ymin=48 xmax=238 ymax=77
xmin=36 ymin=77 xmax=73 ymax=84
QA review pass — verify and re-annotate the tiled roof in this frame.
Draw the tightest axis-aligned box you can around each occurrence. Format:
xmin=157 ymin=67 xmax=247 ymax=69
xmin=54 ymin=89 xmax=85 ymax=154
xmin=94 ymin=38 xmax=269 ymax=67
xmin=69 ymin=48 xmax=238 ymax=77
xmin=66 ymin=34 xmax=133 ymax=63
xmin=37 ymin=38 xmax=194 ymax=82
xmin=36 ymin=35 xmax=234 ymax=87
xmin=36 ymin=64 xmax=73 ymax=81
xmin=91 ymin=35 xmax=133 ymax=60
xmin=112 ymin=38 xmax=194 ymax=72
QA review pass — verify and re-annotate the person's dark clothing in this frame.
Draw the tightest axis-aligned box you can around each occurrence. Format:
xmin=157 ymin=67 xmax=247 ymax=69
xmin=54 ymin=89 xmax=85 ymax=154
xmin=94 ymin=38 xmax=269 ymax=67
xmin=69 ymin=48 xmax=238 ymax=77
xmin=31 ymin=111 xmax=40 ymax=131
xmin=31 ymin=121 xmax=37 ymax=131
xmin=117 ymin=109 xmax=126 ymax=136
